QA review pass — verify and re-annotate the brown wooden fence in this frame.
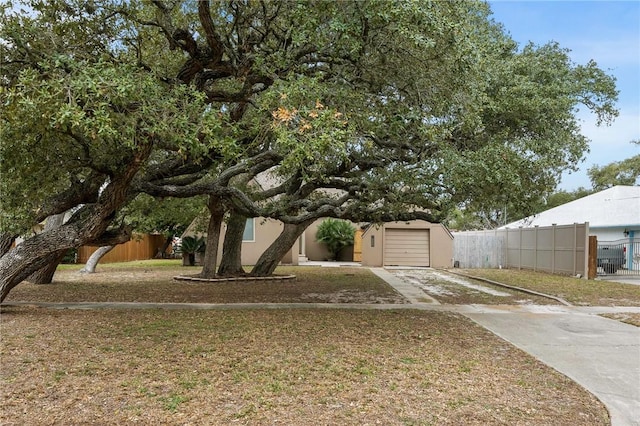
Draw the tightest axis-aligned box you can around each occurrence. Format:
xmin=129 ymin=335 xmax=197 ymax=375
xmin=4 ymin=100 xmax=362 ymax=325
xmin=77 ymin=234 xmax=170 ymax=264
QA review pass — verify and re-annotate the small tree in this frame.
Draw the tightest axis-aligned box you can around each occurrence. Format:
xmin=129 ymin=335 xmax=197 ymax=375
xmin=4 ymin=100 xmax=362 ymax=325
xmin=315 ymin=219 xmax=356 ymax=261
xmin=588 ymin=140 xmax=640 ymax=190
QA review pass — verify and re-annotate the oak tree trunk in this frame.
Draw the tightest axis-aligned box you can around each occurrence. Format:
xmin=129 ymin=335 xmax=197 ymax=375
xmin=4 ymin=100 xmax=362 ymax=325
xmin=0 ymin=233 xmax=16 ymax=257
xmin=250 ymin=221 xmax=312 ymax=277
xmin=0 ymin=248 xmax=67 ymax=302
xmin=27 ymin=213 xmax=67 ymax=284
xmin=157 ymin=233 xmax=175 ymax=258
xmin=218 ymin=212 xmax=247 ymax=276
xmin=0 ymin=142 xmax=151 ymax=302
xmin=199 ymin=196 xmax=225 ymax=278
xmin=27 ymin=251 xmax=68 ymax=284
xmin=79 ymin=245 xmax=115 ymax=273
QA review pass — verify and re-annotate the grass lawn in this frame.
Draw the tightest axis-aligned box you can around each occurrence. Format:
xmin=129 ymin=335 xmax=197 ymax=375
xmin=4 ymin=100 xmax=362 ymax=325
xmin=458 ymin=268 xmax=640 ymax=307
xmin=600 ymin=312 xmax=640 ymax=327
xmin=5 ymin=261 xmax=406 ymax=304
xmin=1 ymin=307 xmax=608 ymax=425
xmin=2 ymin=261 xmax=632 ymax=423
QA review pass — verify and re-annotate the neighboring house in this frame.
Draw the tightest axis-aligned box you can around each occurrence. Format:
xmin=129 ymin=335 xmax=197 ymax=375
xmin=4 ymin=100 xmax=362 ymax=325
xmin=501 ymin=186 xmax=640 ymax=243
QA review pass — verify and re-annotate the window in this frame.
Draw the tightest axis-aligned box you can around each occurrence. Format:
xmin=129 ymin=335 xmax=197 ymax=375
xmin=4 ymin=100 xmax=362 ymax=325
xmin=370 ymin=235 xmax=375 ymax=247
xmin=243 ymin=218 xmax=255 ymax=242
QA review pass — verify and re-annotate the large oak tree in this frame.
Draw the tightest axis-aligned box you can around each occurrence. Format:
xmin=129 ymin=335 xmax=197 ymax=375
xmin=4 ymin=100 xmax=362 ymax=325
xmin=1 ymin=0 xmax=618 ymax=298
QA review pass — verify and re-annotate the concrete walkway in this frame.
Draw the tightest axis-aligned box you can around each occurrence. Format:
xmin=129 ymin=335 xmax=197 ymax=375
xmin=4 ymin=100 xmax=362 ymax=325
xmin=381 ymin=269 xmax=640 ymax=426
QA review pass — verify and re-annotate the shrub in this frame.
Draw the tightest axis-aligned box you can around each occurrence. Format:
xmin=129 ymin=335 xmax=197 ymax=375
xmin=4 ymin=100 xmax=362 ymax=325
xmin=178 ymin=236 xmax=206 ymax=266
xmin=179 ymin=236 xmax=206 ymax=254
xmin=316 ymin=219 xmax=356 ymax=260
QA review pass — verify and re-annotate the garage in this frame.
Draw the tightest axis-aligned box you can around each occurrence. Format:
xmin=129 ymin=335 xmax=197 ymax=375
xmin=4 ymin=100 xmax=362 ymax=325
xmin=361 ymin=220 xmax=453 ymax=268
xmin=384 ymin=228 xmax=430 ymax=267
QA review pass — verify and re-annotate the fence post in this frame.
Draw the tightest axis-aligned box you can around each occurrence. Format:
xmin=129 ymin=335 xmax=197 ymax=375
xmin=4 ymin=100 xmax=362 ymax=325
xmin=505 ymin=228 xmax=509 ymax=268
xmin=628 ymin=230 xmax=635 ymax=271
xmin=534 ymin=226 xmax=538 ymax=272
xmin=573 ymin=223 xmax=577 ymax=276
xmin=551 ymin=224 xmax=556 ymax=274
xmin=518 ymin=227 xmax=522 ymax=270
xmin=588 ymin=235 xmax=598 ymax=279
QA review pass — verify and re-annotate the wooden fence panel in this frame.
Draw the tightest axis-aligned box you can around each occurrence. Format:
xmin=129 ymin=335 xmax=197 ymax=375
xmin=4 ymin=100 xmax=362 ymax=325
xmin=77 ymin=234 xmax=169 ymax=264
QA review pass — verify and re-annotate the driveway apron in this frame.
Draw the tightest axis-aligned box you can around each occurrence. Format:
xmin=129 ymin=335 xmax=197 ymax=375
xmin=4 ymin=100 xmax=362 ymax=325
xmin=382 ymin=268 xmax=640 ymax=426
xmin=463 ymin=308 xmax=640 ymax=426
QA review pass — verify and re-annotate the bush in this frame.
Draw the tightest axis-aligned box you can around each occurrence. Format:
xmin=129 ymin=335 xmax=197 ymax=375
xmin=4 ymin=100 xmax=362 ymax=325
xmin=178 ymin=236 xmax=206 ymax=266
xmin=179 ymin=236 xmax=206 ymax=254
xmin=315 ymin=219 xmax=356 ymax=260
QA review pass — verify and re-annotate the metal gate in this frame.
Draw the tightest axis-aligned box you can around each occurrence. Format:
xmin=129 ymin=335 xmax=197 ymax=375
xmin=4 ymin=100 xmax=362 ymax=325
xmin=597 ymin=238 xmax=640 ymax=276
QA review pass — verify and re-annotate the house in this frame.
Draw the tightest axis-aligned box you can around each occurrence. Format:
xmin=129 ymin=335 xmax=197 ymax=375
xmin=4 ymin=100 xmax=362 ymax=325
xmin=501 ymin=186 xmax=640 ymax=243
xmin=181 ymin=168 xmax=454 ymax=267
xmin=182 ymin=216 xmax=360 ymax=265
xmin=181 ymin=216 xmax=300 ymax=266
xmin=182 ymin=216 xmax=454 ymax=268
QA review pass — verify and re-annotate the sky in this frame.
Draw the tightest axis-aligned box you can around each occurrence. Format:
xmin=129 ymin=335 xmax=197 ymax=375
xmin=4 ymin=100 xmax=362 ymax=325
xmin=487 ymin=0 xmax=640 ymax=191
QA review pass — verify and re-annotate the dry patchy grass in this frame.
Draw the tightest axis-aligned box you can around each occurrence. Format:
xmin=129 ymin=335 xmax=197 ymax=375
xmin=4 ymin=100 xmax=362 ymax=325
xmin=1 ymin=307 xmax=609 ymax=425
xmin=5 ymin=262 xmax=406 ymax=304
xmin=600 ymin=312 xmax=640 ymax=327
xmin=458 ymin=269 xmax=640 ymax=306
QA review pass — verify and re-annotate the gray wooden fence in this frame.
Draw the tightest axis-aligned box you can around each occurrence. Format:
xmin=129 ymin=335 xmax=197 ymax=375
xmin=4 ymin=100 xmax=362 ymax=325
xmin=453 ymin=223 xmax=590 ymax=277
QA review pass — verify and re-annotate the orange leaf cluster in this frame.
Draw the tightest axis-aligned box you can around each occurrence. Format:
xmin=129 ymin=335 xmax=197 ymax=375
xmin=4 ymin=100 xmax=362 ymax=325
xmin=272 ymin=106 xmax=298 ymax=123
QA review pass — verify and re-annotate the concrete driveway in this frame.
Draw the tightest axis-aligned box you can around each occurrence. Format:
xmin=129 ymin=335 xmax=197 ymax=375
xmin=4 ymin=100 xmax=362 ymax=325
xmin=464 ymin=306 xmax=640 ymax=426
xmin=379 ymin=268 xmax=640 ymax=426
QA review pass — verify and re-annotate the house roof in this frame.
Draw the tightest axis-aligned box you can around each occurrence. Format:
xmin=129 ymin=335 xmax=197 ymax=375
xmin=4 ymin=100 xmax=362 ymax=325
xmin=501 ymin=185 xmax=640 ymax=229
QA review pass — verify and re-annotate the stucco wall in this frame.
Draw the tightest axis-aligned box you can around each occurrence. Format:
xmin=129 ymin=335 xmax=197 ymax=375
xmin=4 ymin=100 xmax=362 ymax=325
xmin=361 ymin=221 xmax=453 ymax=268
xmin=429 ymin=224 xmax=455 ymax=268
xmin=361 ymin=225 xmax=384 ymax=267
xmin=186 ymin=217 xmax=296 ymax=266
xmin=304 ymin=219 xmax=331 ymax=261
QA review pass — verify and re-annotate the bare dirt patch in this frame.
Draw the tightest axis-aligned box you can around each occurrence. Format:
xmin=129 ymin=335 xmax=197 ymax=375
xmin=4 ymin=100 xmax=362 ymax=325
xmin=1 ymin=307 xmax=609 ymax=425
xmin=5 ymin=263 xmax=406 ymax=304
xmin=391 ymin=269 xmax=558 ymax=305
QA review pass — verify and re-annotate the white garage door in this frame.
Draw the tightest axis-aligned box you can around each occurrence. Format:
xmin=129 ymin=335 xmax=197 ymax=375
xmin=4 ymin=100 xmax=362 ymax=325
xmin=384 ymin=228 xmax=430 ymax=267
